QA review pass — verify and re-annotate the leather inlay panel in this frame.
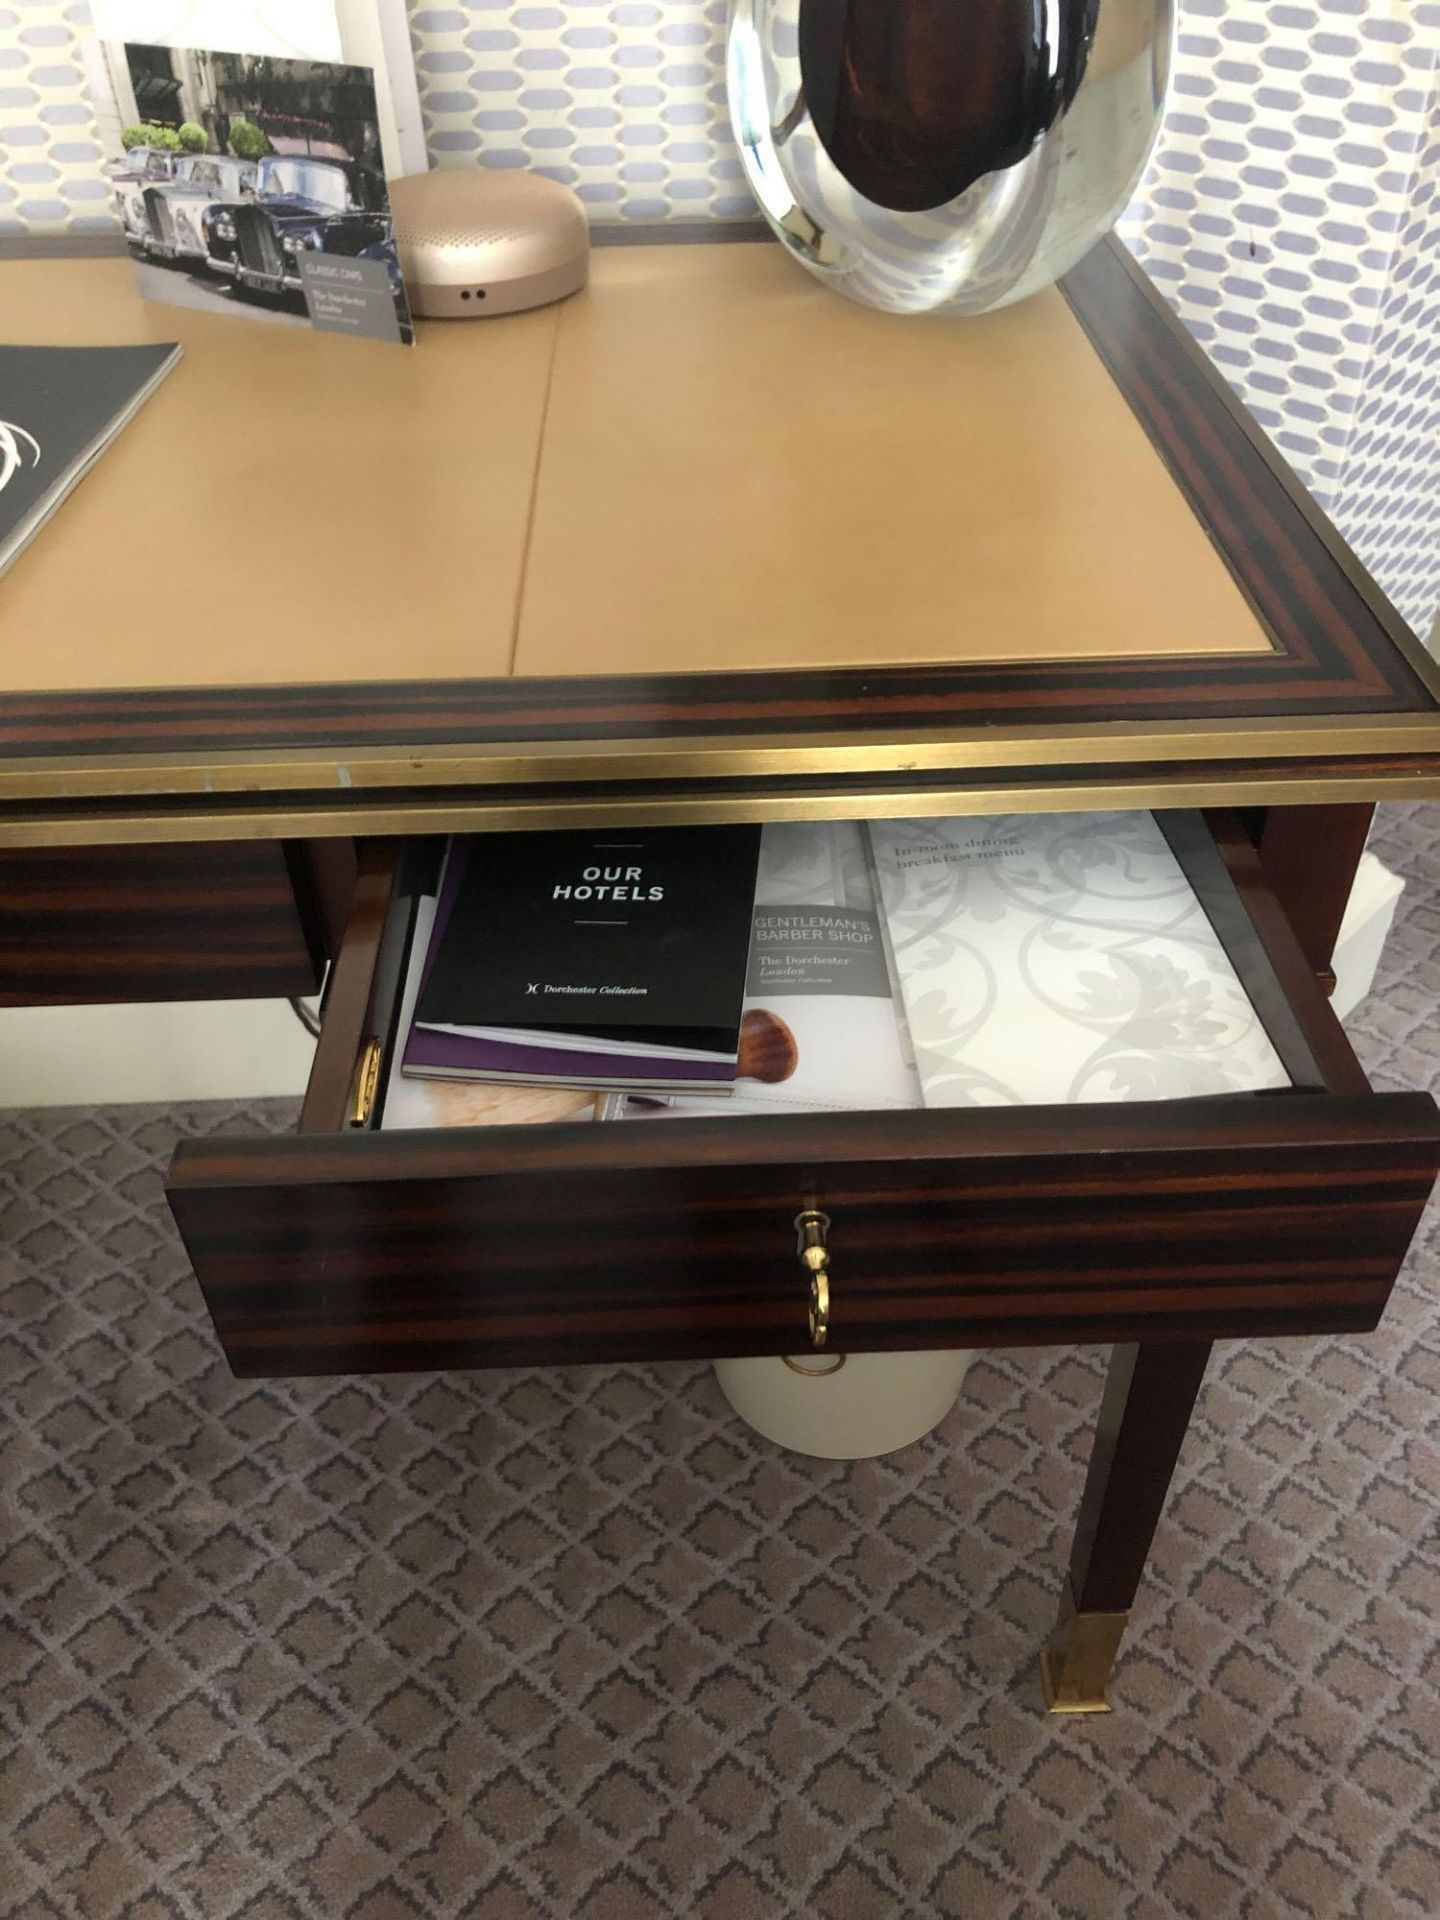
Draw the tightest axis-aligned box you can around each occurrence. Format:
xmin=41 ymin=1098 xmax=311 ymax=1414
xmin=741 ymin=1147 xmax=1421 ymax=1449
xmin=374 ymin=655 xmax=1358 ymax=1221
xmin=0 ymin=260 xmax=558 ymax=693
xmin=516 ymin=244 xmax=1273 ymax=676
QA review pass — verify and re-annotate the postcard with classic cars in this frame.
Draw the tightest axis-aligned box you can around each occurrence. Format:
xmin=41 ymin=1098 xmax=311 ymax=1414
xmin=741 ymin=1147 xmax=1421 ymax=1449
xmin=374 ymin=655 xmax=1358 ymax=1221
xmin=103 ymin=41 xmax=415 ymax=346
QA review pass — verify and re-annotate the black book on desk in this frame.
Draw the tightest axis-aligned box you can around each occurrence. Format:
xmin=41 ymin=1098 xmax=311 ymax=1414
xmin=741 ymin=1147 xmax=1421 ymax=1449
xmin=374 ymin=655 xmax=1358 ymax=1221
xmin=0 ymin=342 xmax=182 ymax=578
xmin=407 ymin=825 xmax=764 ymax=1091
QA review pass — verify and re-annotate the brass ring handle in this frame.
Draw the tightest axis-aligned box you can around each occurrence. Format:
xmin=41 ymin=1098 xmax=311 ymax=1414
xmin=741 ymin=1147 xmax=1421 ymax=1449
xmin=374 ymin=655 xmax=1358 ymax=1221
xmin=795 ymin=1209 xmax=831 ymax=1349
xmin=784 ymin=1351 xmax=846 ymax=1377
xmin=808 ymin=1268 xmax=830 ymax=1349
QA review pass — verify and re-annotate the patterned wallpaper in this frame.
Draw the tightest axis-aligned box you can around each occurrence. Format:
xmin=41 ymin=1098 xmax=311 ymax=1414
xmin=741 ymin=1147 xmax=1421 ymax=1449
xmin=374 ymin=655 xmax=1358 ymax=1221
xmin=1 ymin=0 xmax=1437 ymax=636
xmin=0 ymin=1 xmax=114 ymax=233
xmin=411 ymin=0 xmax=751 ymax=219
xmin=1326 ymin=82 xmax=1440 ymax=641
xmin=1116 ymin=0 xmax=1440 ymax=637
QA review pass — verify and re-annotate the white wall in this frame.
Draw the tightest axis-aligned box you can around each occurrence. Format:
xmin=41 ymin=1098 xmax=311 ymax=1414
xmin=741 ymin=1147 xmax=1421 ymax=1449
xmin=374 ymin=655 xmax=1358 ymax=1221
xmin=0 ymin=996 xmax=314 ymax=1106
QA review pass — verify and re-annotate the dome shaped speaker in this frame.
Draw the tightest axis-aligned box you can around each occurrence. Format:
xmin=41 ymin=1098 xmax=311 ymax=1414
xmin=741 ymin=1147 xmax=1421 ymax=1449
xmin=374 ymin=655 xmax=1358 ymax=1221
xmin=389 ymin=168 xmax=590 ymax=319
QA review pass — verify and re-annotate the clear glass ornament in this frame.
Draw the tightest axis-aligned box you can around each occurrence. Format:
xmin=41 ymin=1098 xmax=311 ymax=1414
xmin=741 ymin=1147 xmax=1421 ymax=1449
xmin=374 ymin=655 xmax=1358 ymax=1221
xmin=727 ymin=0 xmax=1174 ymax=315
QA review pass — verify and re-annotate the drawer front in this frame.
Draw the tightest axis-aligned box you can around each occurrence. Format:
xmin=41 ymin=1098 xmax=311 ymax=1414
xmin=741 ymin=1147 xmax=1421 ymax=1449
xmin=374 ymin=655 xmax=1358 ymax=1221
xmin=0 ymin=841 xmax=344 ymax=1006
xmin=165 ymin=813 xmax=1440 ymax=1379
xmin=168 ymin=1095 xmax=1440 ymax=1377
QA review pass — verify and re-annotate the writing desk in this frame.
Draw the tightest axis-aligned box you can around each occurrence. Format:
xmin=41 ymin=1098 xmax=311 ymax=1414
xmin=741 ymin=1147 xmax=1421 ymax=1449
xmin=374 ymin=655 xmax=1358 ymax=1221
xmin=3 ymin=239 xmax=1438 ymax=1712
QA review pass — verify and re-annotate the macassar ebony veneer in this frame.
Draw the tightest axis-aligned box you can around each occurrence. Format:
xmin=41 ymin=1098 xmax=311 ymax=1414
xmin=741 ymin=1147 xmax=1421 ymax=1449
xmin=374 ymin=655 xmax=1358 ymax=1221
xmin=166 ymin=815 xmax=1439 ymax=1380
xmin=0 ymin=840 xmax=352 ymax=1007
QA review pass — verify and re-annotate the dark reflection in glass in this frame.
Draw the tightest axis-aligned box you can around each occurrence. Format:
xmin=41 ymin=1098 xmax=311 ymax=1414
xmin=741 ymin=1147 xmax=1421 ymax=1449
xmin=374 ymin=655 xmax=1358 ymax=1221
xmin=798 ymin=0 xmax=1100 ymax=212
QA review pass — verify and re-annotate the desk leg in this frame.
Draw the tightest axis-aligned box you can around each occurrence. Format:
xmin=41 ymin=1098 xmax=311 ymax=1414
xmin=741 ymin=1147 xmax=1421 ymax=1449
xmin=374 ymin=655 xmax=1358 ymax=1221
xmin=1041 ymin=1341 xmax=1211 ymax=1713
xmin=1253 ymin=802 xmax=1373 ymax=990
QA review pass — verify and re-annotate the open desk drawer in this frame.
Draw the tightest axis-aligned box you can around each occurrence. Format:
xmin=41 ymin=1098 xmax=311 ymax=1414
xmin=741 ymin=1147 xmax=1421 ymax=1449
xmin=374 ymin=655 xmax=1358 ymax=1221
xmin=166 ymin=815 xmax=1440 ymax=1378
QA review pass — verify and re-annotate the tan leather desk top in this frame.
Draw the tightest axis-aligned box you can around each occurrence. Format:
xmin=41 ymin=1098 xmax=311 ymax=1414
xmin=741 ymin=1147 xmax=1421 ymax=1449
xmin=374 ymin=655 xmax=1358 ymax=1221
xmin=0 ymin=247 xmax=1271 ymax=696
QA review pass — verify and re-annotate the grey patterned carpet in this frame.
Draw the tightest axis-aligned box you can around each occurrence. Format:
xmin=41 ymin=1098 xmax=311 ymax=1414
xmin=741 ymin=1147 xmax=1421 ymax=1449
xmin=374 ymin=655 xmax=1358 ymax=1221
xmin=2 ymin=808 xmax=1437 ymax=1920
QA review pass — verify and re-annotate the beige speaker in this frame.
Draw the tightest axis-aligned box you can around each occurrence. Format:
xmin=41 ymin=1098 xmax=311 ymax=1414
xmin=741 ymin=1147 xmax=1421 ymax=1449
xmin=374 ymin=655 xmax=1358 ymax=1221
xmin=390 ymin=168 xmax=590 ymax=319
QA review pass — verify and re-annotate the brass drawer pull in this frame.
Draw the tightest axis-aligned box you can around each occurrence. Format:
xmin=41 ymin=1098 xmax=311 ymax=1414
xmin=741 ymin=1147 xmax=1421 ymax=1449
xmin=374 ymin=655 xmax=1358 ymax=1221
xmin=347 ymin=1037 xmax=383 ymax=1129
xmin=783 ymin=1352 xmax=846 ymax=1377
xmin=795 ymin=1208 xmax=831 ymax=1348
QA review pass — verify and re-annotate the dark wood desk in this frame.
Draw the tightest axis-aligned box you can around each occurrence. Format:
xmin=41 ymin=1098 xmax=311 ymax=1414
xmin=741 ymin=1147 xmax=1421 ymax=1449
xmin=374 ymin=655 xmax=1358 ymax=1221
xmin=3 ymin=237 xmax=1438 ymax=1713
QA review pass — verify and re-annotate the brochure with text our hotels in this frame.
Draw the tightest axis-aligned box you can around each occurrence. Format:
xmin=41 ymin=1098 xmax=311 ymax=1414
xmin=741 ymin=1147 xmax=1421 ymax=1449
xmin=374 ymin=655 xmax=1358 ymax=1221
xmin=865 ymin=812 xmax=1290 ymax=1109
xmin=405 ymin=826 xmax=763 ymax=1092
xmin=383 ymin=885 xmax=601 ymax=1132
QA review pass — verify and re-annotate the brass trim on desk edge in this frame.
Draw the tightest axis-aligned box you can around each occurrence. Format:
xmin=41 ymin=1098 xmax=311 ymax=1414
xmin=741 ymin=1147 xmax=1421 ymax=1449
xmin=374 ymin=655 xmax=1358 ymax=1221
xmin=4 ymin=711 xmax=1440 ymax=802
xmin=5 ymin=770 xmax=1439 ymax=849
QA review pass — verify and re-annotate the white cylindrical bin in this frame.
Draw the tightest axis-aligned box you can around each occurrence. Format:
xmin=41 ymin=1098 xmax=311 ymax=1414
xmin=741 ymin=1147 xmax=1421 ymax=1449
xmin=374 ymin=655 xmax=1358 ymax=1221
xmin=714 ymin=1350 xmax=974 ymax=1460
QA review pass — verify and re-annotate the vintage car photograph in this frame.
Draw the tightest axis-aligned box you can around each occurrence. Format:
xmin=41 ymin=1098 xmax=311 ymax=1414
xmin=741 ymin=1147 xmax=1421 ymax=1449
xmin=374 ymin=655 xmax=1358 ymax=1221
xmin=111 ymin=148 xmax=199 ymax=247
xmin=97 ymin=42 xmax=412 ymax=341
xmin=109 ymin=142 xmax=184 ymax=188
xmin=203 ymin=154 xmax=391 ymax=298
xmin=140 ymin=154 xmax=257 ymax=268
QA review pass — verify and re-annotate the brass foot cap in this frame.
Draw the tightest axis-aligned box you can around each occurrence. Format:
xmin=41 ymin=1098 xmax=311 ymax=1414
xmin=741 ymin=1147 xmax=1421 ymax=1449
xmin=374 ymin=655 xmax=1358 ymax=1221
xmin=1039 ymin=1605 xmax=1129 ymax=1714
xmin=1039 ymin=1644 xmax=1114 ymax=1714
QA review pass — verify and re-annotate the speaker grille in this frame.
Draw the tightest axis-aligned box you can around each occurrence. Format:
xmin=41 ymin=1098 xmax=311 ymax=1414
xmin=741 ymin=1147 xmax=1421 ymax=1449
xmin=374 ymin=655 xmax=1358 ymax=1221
xmin=391 ymin=167 xmax=587 ymax=264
